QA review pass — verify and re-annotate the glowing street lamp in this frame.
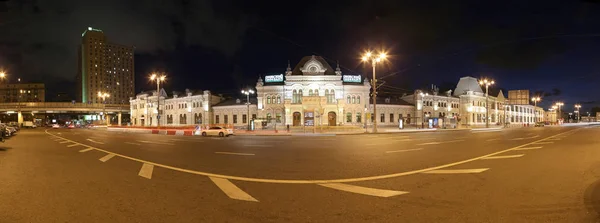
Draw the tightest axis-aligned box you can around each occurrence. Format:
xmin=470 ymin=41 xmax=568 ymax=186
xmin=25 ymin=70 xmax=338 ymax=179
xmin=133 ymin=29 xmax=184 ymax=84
xmin=241 ymin=89 xmax=255 ymax=130
xmin=150 ymin=73 xmax=167 ymax=126
xmin=361 ymin=50 xmax=387 ymax=133
xmin=531 ymin=97 xmax=541 ymax=123
xmin=98 ymin=91 xmax=110 ymax=125
xmin=575 ymin=104 xmax=581 ymax=122
xmin=478 ymin=78 xmax=495 ymax=128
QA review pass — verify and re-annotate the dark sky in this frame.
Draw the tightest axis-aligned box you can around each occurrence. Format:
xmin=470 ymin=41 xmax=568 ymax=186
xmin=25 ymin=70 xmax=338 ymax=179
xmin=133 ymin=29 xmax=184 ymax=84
xmin=1 ymin=0 xmax=600 ymax=112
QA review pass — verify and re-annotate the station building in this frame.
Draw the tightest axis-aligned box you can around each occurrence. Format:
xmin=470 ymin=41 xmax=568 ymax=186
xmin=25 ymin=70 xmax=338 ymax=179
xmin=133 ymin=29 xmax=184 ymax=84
xmin=129 ymin=55 xmax=544 ymax=129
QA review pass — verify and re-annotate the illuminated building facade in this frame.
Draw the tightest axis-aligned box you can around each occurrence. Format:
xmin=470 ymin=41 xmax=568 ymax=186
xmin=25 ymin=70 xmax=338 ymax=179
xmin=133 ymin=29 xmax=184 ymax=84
xmin=0 ymin=83 xmax=45 ymax=103
xmin=77 ymin=27 xmax=134 ymax=105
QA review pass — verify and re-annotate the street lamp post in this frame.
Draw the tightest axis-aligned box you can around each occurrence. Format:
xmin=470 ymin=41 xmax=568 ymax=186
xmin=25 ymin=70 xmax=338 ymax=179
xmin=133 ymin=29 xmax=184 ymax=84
xmin=478 ymin=79 xmax=495 ymax=128
xmin=575 ymin=104 xmax=581 ymax=122
xmin=531 ymin=97 xmax=541 ymax=123
xmin=555 ymin=102 xmax=564 ymax=123
xmin=150 ymin=73 xmax=166 ymax=127
xmin=361 ymin=51 xmax=387 ymax=133
xmin=419 ymin=92 xmax=428 ymax=129
xmin=241 ymin=89 xmax=255 ymax=130
xmin=97 ymin=91 xmax=110 ymax=125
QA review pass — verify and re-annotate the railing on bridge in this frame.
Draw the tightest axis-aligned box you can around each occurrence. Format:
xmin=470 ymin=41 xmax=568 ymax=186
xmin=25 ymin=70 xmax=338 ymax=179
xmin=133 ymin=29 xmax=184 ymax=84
xmin=0 ymin=102 xmax=129 ymax=111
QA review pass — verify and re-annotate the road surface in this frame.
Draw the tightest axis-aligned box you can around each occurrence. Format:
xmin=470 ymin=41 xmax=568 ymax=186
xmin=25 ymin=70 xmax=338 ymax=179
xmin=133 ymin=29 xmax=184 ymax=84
xmin=0 ymin=126 xmax=599 ymax=222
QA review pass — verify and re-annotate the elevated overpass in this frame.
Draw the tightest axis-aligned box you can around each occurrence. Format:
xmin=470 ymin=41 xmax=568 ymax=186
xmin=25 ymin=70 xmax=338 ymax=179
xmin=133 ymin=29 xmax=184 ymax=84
xmin=0 ymin=102 xmax=130 ymax=125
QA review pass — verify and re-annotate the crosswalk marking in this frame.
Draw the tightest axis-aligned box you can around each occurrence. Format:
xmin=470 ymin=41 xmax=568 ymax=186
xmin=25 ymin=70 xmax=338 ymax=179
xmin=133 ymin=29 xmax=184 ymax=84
xmin=480 ymin=154 xmax=524 ymax=160
xmin=514 ymin=146 xmax=543 ymax=151
xmin=86 ymin=139 xmax=104 ymax=144
xmin=319 ymin=183 xmax=408 ymax=197
xmin=99 ymin=154 xmax=115 ymax=162
xmin=138 ymin=163 xmax=154 ymax=179
xmin=79 ymin=147 xmax=94 ymax=153
xmin=423 ymin=168 xmax=489 ymax=174
xmin=385 ymin=148 xmax=423 ymax=153
xmin=67 ymin=144 xmax=81 ymax=147
xmin=209 ymin=177 xmax=258 ymax=202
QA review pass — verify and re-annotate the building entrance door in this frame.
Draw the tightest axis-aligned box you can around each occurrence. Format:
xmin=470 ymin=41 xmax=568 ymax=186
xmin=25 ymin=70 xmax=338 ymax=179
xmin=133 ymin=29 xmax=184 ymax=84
xmin=293 ymin=112 xmax=301 ymax=126
xmin=328 ymin=112 xmax=336 ymax=126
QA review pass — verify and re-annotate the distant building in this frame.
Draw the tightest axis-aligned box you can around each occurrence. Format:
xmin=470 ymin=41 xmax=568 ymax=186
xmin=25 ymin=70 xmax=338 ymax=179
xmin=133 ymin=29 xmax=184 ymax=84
xmin=507 ymin=90 xmax=530 ymax=105
xmin=76 ymin=27 xmax=134 ymax=105
xmin=0 ymin=83 xmax=45 ymax=102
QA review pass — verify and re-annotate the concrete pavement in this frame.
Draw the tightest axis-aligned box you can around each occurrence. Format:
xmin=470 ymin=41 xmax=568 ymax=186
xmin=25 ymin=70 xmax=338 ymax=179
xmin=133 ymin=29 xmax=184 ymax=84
xmin=0 ymin=126 xmax=599 ymax=222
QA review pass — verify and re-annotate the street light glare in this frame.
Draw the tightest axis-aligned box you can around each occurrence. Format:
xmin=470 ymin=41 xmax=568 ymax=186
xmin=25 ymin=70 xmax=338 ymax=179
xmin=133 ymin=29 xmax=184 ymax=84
xmin=379 ymin=53 xmax=386 ymax=59
xmin=375 ymin=58 xmax=381 ymax=62
xmin=150 ymin=73 xmax=156 ymax=80
xmin=160 ymin=75 xmax=166 ymax=81
xmin=361 ymin=56 xmax=367 ymax=61
xmin=366 ymin=52 xmax=372 ymax=57
xmin=0 ymin=72 xmax=5 ymax=78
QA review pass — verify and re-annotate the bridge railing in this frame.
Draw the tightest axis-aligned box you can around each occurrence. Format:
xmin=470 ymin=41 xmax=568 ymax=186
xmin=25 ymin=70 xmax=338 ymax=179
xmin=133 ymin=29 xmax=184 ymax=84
xmin=0 ymin=102 xmax=129 ymax=111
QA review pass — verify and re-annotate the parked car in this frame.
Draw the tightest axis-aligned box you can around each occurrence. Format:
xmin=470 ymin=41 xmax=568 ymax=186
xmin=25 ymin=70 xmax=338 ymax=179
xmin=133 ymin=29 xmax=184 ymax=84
xmin=534 ymin=122 xmax=545 ymax=127
xmin=6 ymin=126 xmax=17 ymax=135
xmin=67 ymin=124 xmax=75 ymax=129
xmin=201 ymin=126 xmax=234 ymax=137
xmin=52 ymin=124 xmax=60 ymax=129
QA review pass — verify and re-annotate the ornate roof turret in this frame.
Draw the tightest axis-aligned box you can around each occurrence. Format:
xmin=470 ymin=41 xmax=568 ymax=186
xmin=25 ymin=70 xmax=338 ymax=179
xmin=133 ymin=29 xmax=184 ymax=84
xmin=335 ymin=60 xmax=342 ymax=76
xmin=256 ymin=76 xmax=264 ymax=87
xmin=285 ymin=60 xmax=292 ymax=76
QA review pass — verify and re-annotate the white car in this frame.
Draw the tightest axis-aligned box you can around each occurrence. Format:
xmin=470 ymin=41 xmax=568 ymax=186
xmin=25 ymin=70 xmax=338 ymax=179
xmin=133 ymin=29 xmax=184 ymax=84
xmin=201 ymin=127 xmax=233 ymax=137
xmin=52 ymin=124 xmax=60 ymax=129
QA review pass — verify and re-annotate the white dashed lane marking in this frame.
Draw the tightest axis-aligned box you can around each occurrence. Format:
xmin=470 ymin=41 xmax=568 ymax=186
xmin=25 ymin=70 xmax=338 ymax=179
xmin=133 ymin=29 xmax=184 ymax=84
xmin=319 ymin=183 xmax=408 ymax=197
xmin=86 ymin=139 xmax=104 ymax=144
xmin=210 ymin=177 xmax=258 ymax=202
xmin=423 ymin=168 xmax=489 ymax=174
xmin=99 ymin=154 xmax=115 ymax=162
xmin=480 ymin=154 xmax=524 ymax=160
xmin=532 ymin=141 xmax=554 ymax=145
xmin=385 ymin=148 xmax=423 ymax=153
xmin=79 ymin=147 xmax=94 ymax=153
xmin=514 ymin=146 xmax=543 ymax=151
xmin=138 ymin=163 xmax=154 ymax=179
xmin=215 ymin=152 xmax=255 ymax=156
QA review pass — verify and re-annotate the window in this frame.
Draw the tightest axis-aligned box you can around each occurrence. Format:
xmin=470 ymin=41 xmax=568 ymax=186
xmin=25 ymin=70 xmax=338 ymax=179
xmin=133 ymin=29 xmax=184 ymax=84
xmin=243 ymin=114 xmax=247 ymax=123
xmin=390 ymin=114 xmax=394 ymax=123
xmin=346 ymin=112 xmax=352 ymax=122
xmin=233 ymin=115 xmax=238 ymax=124
xmin=252 ymin=114 xmax=257 ymax=120
xmin=347 ymin=96 xmax=351 ymax=104
xmin=266 ymin=113 xmax=272 ymax=122
xmin=293 ymin=90 xmax=298 ymax=103
xmin=380 ymin=113 xmax=385 ymax=123
xmin=298 ymin=90 xmax=303 ymax=103
xmin=215 ymin=115 xmax=220 ymax=124
xmin=356 ymin=112 xmax=362 ymax=123
xmin=352 ymin=96 xmax=356 ymax=104
xmin=277 ymin=95 xmax=281 ymax=104
xmin=267 ymin=96 xmax=271 ymax=104
xmin=224 ymin=115 xmax=228 ymax=124
xmin=309 ymin=89 xmax=313 ymax=96
xmin=276 ymin=113 xmax=281 ymax=123
xmin=181 ymin=114 xmax=187 ymax=124
xmin=357 ymin=96 xmax=360 ymax=104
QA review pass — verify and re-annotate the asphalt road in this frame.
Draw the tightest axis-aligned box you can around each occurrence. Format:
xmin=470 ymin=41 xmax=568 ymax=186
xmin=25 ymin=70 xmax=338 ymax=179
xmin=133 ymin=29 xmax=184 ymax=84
xmin=0 ymin=126 xmax=599 ymax=222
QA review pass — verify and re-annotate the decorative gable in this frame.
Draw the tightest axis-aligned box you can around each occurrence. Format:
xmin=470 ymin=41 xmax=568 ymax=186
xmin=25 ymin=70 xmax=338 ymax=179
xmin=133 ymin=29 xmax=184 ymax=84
xmin=300 ymin=55 xmax=327 ymax=75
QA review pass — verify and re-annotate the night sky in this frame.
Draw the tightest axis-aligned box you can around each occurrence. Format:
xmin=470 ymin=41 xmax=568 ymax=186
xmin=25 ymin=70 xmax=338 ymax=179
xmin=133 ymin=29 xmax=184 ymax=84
xmin=1 ymin=0 xmax=599 ymax=113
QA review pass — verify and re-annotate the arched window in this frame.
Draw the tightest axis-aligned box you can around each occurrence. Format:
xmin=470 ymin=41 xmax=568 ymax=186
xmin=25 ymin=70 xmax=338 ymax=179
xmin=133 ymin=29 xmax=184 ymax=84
xmin=293 ymin=90 xmax=298 ymax=103
xmin=357 ymin=96 xmax=360 ymax=104
xmin=266 ymin=113 xmax=272 ymax=122
xmin=277 ymin=95 xmax=281 ymax=104
xmin=330 ymin=90 xmax=335 ymax=103
xmin=347 ymin=95 xmax=351 ymax=104
xmin=309 ymin=89 xmax=313 ymax=96
xmin=298 ymin=90 xmax=303 ymax=103
xmin=352 ymin=96 xmax=356 ymax=104
xmin=346 ymin=112 xmax=352 ymax=122
xmin=267 ymin=96 xmax=271 ymax=104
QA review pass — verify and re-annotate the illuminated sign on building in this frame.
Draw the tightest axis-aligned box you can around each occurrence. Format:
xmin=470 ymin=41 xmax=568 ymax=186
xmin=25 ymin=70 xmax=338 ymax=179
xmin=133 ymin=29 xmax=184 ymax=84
xmin=343 ymin=75 xmax=362 ymax=83
xmin=264 ymin=74 xmax=284 ymax=83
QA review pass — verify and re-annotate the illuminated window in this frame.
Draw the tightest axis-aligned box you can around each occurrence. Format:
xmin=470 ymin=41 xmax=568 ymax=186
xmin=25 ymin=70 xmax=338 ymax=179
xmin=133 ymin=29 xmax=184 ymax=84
xmin=347 ymin=96 xmax=351 ymax=104
xmin=267 ymin=96 xmax=271 ymax=104
xmin=277 ymin=95 xmax=281 ymax=104
xmin=357 ymin=96 xmax=360 ymax=104
xmin=266 ymin=113 xmax=272 ymax=122
xmin=352 ymin=96 xmax=356 ymax=104
xmin=346 ymin=112 xmax=352 ymax=122
xmin=380 ymin=113 xmax=385 ymax=123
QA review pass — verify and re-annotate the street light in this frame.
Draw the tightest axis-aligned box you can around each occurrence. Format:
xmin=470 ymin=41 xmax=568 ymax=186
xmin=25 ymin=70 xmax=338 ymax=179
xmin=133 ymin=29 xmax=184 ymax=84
xmin=241 ymin=89 xmax=255 ymax=130
xmin=419 ymin=92 xmax=428 ymax=129
xmin=150 ymin=73 xmax=166 ymax=127
xmin=555 ymin=102 xmax=564 ymax=123
xmin=97 ymin=91 xmax=110 ymax=125
xmin=531 ymin=97 xmax=541 ymax=123
xmin=478 ymin=78 xmax=495 ymax=128
xmin=575 ymin=104 xmax=581 ymax=122
xmin=361 ymin=50 xmax=387 ymax=133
